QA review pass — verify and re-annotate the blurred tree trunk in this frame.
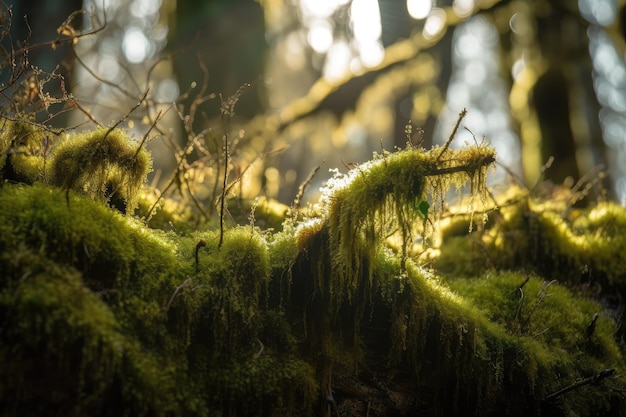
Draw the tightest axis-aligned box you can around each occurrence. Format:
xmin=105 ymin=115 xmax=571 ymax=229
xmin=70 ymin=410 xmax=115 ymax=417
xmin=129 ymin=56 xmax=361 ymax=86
xmin=3 ymin=0 xmax=83 ymax=124
xmin=167 ymin=0 xmax=266 ymax=129
xmin=528 ymin=0 xmax=606 ymax=191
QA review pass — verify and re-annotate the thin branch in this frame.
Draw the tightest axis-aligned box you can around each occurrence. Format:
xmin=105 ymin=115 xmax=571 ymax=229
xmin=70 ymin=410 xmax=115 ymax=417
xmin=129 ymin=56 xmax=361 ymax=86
xmin=182 ymin=173 xmax=210 ymax=222
xmin=424 ymin=155 xmax=496 ymax=177
xmin=166 ymin=277 xmax=193 ymax=311
xmin=133 ymin=108 xmax=165 ymax=158
xmin=70 ymin=46 xmax=137 ymax=101
xmin=437 ymin=108 xmax=467 ymax=161
xmin=222 ymin=146 xmax=287 ymax=199
xmin=194 ymin=239 xmax=207 ymax=273
xmin=544 ymin=369 xmax=616 ymax=402
xmin=514 ymin=275 xmax=530 ymax=322
xmin=293 ymin=161 xmax=325 ymax=220
xmin=102 ymin=87 xmax=150 ymax=140
xmin=218 ymin=131 xmax=228 ymax=250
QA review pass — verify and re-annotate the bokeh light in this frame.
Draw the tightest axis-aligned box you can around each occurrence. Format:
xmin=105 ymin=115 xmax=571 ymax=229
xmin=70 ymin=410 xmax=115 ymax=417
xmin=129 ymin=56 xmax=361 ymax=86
xmin=436 ymin=15 xmax=521 ymax=182
xmin=452 ymin=0 xmax=474 ymax=18
xmin=123 ymin=27 xmax=152 ymax=63
xmin=423 ymin=8 xmax=447 ymax=39
xmin=407 ymin=0 xmax=433 ymax=20
xmin=67 ymin=0 xmax=626 ymax=204
xmin=581 ymin=0 xmax=626 ymax=203
xmin=307 ymin=21 xmax=334 ymax=53
xmin=578 ymin=0 xmax=616 ymax=26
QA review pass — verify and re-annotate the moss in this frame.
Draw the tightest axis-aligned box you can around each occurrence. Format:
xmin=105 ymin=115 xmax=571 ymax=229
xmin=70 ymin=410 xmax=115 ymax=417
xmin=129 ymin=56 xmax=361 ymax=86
xmin=0 ymin=243 xmax=181 ymax=417
xmin=537 ymin=201 xmax=626 ymax=285
xmin=136 ymin=189 xmax=197 ymax=232
xmin=436 ymin=188 xmax=626 ymax=295
xmin=283 ymin=141 xmax=625 ymax=416
xmin=171 ymin=227 xmax=270 ymax=357
xmin=0 ymin=117 xmax=52 ymax=183
xmin=386 ymin=263 xmax=624 ymax=416
xmin=1 ymin=134 xmax=625 ymax=417
xmin=0 ymin=184 xmax=320 ymax=417
xmin=0 ymin=118 xmax=152 ymax=214
xmin=47 ymin=127 xmax=152 ymax=213
xmin=448 ymin=272 xmax=624 ymax=416
xmin=318 ymin=143 xmax=495 ymax=311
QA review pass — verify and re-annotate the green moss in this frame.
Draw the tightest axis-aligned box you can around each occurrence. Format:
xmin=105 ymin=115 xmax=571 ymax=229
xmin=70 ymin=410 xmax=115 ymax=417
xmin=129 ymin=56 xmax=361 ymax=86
xmin=284 ymin=141 xmax=626 ymax=416
xmin=0 ymin=117 xmax=52 ymax=183
xmin=1 ymin=134 xmax=625 ymax=417
xmin=318 ymin=143 xmax=495 ymax=310
xmin=48 ymin=127 xmax=152 ymax=213
xmin=0 ymin=243 xmax=181 ymax=417
xmin=537 ymin=201 xmax=626 ymax=285
xmin=0 ymin=119 xmax=152 ymax=214
xmin=436 ymin=188 xmax=626 ymax=292
xmin=0 ymin=184 xmax=320 ymax=417
xmin=448 ymin=271 xmax=624 ymax=416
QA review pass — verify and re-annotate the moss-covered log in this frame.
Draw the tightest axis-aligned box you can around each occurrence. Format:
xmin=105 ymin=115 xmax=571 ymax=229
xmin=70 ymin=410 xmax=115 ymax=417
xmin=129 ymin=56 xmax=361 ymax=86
xmin=0 ymin=122 xmax=624 ymax=416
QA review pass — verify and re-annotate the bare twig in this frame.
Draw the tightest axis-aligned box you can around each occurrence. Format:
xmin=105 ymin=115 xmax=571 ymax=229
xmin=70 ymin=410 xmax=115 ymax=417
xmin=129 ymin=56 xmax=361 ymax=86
xmin=518 ymin=279 xmax=556 ymax=334
xmin=166 ymin=277 xmax=193 ymax=310
xmin=103 ymin=88 xmax=150 ymax=140
xmin=437 ymin=108 xmax=467 ymax=161
xmin=195 ymin=239 xmax=207 ymax=273
xmin=544 ymin=369 xmax=615 ymax=402
xmin=584 ymin=313 xmax=599 ymax=339
xmin=218 ymin=130 xmax=228 ymax=250
xmin=217 ymin=84 xmax=251 ymax=249
xmin=292 ymin=160 xmax=325 ymax=220
xmin=133 ymin=109 xmax=165 ymax=158
xmin=569 ymin=164 xmax=607 ymax=205
xmin=254 ymin=338 xmax=264 ymax=359
xmin=425 ymin=154 xmax=496 ymax=177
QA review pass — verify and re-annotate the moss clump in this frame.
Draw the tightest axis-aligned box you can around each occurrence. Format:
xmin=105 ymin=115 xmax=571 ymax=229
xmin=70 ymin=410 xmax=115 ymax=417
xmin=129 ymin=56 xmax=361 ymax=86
xmin=537 ymin=201 xmax=626 ymax=285
xmin=317 ymin=142 xmax=495 ymax=314
xmin=435 ymin=187 xmax=626 ymax=302
xmin=0 ymin=253 xmax=180 ymax=417
xmin=447 ymin=272 xmax=623 ymax=417
xmin=0 ymin=184 xmax=185 ymax=416
xmin=48 ymin=127 xmax=152 ymax=213
xmin=0 ymin=118 xmax=152 ymax=214
xmin=0 ymin=117 xmax=52 ymax=183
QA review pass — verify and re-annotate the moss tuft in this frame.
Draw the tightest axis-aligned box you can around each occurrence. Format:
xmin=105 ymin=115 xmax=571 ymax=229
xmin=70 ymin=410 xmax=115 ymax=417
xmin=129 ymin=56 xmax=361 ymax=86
xmin=0 ymin=117 xmax=53 ymax=183
xmin=317 ymin=142 xmax=495 ymax=313
xmin=48 ymin=127 xmax=152 ymax=213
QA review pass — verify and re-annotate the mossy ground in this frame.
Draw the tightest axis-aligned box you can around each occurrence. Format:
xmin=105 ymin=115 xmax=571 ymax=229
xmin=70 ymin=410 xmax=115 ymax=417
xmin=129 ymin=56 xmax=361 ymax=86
xmin=1 ymin=128 xmax=625 ymax=417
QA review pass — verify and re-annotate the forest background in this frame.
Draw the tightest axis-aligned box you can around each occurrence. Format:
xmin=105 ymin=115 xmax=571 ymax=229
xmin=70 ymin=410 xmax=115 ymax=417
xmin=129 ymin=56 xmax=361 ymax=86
xmin=6 ymin=0 xmax=626 ymax=210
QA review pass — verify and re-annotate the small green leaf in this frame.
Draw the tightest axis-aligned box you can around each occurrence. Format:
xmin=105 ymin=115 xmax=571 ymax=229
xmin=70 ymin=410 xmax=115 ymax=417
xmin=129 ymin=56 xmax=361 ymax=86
xmin=418 ymin=200 xmax=429 ymax=217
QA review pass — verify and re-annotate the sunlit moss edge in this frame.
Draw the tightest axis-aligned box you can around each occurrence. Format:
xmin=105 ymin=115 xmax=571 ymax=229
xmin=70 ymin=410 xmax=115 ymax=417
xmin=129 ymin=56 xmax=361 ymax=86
xmin=319 ymin=143 xmax=495 ymax=310
xmin=0 ymin=118 xmax=152 ymax=214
